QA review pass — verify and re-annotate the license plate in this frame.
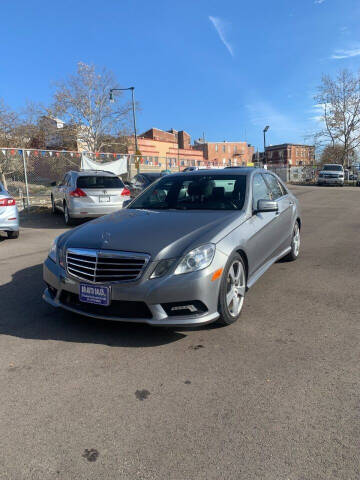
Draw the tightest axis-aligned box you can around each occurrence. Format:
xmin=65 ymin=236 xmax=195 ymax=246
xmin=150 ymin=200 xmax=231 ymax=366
xmin=99 ymin=196 xmax=111 ymax=203
xmin=79 ymin=284 xmax=110 ymax=306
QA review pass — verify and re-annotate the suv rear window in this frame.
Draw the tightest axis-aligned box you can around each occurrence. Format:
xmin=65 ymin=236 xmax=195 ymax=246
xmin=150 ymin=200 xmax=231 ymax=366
xmin=77 ymin=176 xmax=124 ymax=189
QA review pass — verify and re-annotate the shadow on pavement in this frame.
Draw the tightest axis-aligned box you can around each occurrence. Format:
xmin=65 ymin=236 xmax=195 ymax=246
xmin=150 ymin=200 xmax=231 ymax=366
xmin=19 ymin=207 xmax=68 ymax=230
xmin=0 ymin=263 xmax=186 ymax=347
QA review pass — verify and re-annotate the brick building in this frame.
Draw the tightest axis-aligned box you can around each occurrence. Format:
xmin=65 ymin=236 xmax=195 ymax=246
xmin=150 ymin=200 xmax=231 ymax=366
xmin=128 ymin=127 xmax=204 ymax=165
xmin=193 ymin=140 xmax=254 ymax=166
xmin=264 ymin=144 xmax=315 ymax=166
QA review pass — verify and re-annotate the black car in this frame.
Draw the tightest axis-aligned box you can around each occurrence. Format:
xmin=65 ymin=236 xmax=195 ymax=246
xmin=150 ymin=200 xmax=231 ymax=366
xmin=127 ymin=173 xmax=163 ymax=197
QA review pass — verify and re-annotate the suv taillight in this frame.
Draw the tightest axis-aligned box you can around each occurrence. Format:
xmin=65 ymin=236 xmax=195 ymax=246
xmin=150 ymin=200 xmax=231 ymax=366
xmin=70 ymin=188 xmax=87 ymax=197
xmin=121 ymin=188 xmax=130 ymax=196
xmin=0 ymin=197 xmax=16 ymax=206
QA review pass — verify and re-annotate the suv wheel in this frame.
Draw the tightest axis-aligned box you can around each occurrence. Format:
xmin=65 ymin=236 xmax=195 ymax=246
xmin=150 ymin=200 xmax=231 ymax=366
xmin=64 ymin=203 xmax=74 ymax=226
xmin=7 ymin=230 xmax=19 ymax=239
xmin=217 ymin=253 xmax=246 ymax=326
xmin=51 ymin=195 xmax=57 ymax=214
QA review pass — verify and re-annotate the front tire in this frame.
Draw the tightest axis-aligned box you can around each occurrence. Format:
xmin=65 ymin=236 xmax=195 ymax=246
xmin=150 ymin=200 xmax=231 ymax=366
xmin=51 ymin=195 xmax=57 ymax=214
xmin=216 ymin=253 xmax=246 ymax=326
xmin=283 ymin=222 xmax=300 ymax=261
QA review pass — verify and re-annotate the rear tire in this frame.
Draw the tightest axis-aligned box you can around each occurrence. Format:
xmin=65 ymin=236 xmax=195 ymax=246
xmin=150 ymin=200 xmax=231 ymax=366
xmin=216 ymin=253 xmax=246 ymax=326
xmin=7 ymin=230 xmax=19 ymax=239
xmin=64 ymin=203 xmax=74 ymax=226
xmin=283 ymin=222 xmax=300 ymax=262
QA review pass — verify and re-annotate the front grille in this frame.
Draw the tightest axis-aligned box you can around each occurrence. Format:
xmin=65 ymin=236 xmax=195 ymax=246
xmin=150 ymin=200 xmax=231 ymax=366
xmin=66 ymin=248 xmax=150 ymax=283
xmin=59 ymin=290 xmax=152 ymax=318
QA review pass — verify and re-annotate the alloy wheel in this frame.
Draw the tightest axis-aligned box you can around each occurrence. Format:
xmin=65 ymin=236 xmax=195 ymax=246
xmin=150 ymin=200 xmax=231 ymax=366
xmin=226 ymin=260 xmax=246 ymax=317
xmin=292 ymin=224 xmax=300 ymax=257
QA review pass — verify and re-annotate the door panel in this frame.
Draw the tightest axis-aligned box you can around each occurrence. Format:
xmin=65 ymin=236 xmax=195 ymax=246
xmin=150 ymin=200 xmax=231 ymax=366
xmin=246 ymin=173 xmax=278 ymax=276
xmin=263 ymin=173 xmax=293 ymax=254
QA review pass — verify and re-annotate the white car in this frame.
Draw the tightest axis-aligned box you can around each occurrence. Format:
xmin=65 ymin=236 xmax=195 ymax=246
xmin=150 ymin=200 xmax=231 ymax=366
xmin=0 ymin=182 xmax=19 ymax=239
xmin=51 ymin=170 xmax=131 ymax=225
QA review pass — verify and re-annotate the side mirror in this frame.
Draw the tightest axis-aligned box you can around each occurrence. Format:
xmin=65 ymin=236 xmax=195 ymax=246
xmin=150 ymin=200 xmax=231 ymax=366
xmin=50 ymin=181 xmax=57 ymax=187
xmin=122 ymin=199 xmax=132 ymax=208
xmin=256 ymin=199 xmax=278 ymax=213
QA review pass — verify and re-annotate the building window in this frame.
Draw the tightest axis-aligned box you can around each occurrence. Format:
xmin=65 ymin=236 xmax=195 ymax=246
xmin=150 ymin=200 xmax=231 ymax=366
xmin=222 ymin=145 xmax=226 ymax=153
xmin=215 ymin=144 xmax=218 ymax=152
xmin=234 ymin=146 xmax=237 ymax=153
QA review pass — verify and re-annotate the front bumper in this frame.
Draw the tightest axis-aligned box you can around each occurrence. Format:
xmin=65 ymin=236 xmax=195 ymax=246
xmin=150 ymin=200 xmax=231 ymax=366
xmin=43 ymin=255 xmax=224 ymax=326
xmin=318 ymin=177 xmax=344 ymax=185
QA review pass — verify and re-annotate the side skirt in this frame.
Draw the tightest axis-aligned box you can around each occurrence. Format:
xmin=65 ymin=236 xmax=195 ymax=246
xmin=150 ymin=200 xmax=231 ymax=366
xmin=246 ymin=247 xmax=291 ymax=290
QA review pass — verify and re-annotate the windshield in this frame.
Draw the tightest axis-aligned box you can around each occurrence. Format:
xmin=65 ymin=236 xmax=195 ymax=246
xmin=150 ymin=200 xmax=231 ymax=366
xmin=323 ymin=165 xmax=343 ymax=171
xmin=77 ymin=176 xmax=124 ymax=189
xmin=129 ymin=174 xmax=247 ymax=211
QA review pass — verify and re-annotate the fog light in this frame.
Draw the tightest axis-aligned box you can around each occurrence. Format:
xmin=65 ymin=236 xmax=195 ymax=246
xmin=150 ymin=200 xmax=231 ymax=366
xmin=162 ymin=301 xmax=208 ymax=317
xmin=171 ymin=305 xmax=197 ymax=313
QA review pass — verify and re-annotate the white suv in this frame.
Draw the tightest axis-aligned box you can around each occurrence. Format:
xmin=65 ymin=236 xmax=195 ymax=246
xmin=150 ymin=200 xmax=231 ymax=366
xmin=51 ymin=170 xmax=130 ymax=225
xmin=317 ymin=164 xmax=344 ymax=186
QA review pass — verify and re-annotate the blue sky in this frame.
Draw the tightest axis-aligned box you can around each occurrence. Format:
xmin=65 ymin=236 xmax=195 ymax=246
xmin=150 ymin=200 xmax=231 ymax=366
xmin=0 ymin=0 xmax=359 ymax=150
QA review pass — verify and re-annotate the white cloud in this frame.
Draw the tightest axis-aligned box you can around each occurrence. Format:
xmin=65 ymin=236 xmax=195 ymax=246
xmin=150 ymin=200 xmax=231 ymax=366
xmin=209 ymin=16 xmax=234 ymax=57
xmin=246 ymin=101 xmax=302 ymax=135
xmin=331 ymin=47 xmax=360 ymax=59
xmin=309 ymin=104 xmax=325 ymax=123
xmin=314 ymin=0 xmax=326 ymax=4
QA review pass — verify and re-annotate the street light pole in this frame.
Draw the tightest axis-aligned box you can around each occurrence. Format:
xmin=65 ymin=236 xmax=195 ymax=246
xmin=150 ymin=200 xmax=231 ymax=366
xmin=263 ymin=125 xmax=270 ymax=166
xmin=110 ymin=86 xmax=139 ymax=173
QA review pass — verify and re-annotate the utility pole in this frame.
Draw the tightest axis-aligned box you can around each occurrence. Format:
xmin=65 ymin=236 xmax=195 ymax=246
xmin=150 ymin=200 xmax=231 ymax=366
xmin=110 ymin=87 xmax=139 ymax=174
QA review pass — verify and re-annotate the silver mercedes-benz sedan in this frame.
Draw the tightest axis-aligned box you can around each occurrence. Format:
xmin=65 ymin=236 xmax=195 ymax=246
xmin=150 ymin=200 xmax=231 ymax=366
xmin=43 ymin=168 xmax=301 ymax=327
xmin=0 ymin=182 xmax=19 ymax=239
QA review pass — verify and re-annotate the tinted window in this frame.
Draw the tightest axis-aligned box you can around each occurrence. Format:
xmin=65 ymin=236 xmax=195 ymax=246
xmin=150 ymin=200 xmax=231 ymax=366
xmin=0 ymin=182 xmax=4 ymax=192
xmin=252 ymin=174 xmax=271 ymax=209
xmin=264 ymin=174 xmax=283 ymax=200
xmin=129 ymin=174 xmax=247 ymax=211
xmin=323 ymin=165 xmax=342 ymax=171
xmin=77 ymin=176 xmax=124 ymax=189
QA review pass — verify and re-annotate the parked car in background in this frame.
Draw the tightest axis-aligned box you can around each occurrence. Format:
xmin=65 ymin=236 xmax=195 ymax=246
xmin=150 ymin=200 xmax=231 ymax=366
xmin=317 ymin=164 xmax=344 ymax=186
xmin=43 ymin=168 xmax=301 ymax=327
xmin=0 ymin=182 xmax=19 ymax=239
xmin=51 ymin=170 xmax=130 ymax=225
xmin=127 ymin=172 xmax=163 ymax=198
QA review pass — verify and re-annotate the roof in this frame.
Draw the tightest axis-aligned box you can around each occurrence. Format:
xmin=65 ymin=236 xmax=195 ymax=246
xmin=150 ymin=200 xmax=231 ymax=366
xmin=74 ymin=170 xmax=118 ymax=177
xmin=265 ymin=143 xmax=314 ymax=149
xmin=169 ymin=167 xmax=261 ymax=177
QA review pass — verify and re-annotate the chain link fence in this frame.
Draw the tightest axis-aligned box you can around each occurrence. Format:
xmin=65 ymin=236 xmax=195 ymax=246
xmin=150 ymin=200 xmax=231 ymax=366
xmin=0 ymin=147 xmax=230 ymax=208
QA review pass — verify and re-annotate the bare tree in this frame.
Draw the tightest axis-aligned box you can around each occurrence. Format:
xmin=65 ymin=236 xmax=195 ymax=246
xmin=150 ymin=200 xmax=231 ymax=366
xmin=315 ymin=69 xmax=360 ymax=167
xmin=50 ymin=62 xmax=133 ymax=152
xmin=0 ymin=100 xmax=21 ymax=187
xmin=318 ymin=143 xmax=358 ymax=166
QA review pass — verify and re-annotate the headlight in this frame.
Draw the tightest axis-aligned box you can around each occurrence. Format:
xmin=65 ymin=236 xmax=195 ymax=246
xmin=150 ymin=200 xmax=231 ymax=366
xmin=150 ymin=259 xmax=176 ymax=279
xmin=174 ymin=244 xmax=215 ymax=275
xmin=48 ymin=237 xmax=58 ymax=263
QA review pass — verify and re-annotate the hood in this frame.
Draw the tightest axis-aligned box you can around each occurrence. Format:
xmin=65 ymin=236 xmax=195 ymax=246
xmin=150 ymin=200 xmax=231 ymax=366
xmin=59 ymin=208 xmax=246 ymax=260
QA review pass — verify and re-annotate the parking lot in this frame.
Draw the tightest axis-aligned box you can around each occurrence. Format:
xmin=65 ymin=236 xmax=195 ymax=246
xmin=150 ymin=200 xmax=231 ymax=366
xmin=0 ymin=184 xmax=359 ymax=479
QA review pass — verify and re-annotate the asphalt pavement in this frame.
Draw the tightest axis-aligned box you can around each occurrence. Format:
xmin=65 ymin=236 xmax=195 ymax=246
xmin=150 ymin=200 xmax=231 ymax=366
xmin=0 ymin=185 xmax=359 ymax=480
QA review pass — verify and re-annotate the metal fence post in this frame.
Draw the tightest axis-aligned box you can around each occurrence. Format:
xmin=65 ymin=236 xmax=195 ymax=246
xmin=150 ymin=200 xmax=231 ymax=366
xmin=21 ymin=149 xmax=30 ymax=208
